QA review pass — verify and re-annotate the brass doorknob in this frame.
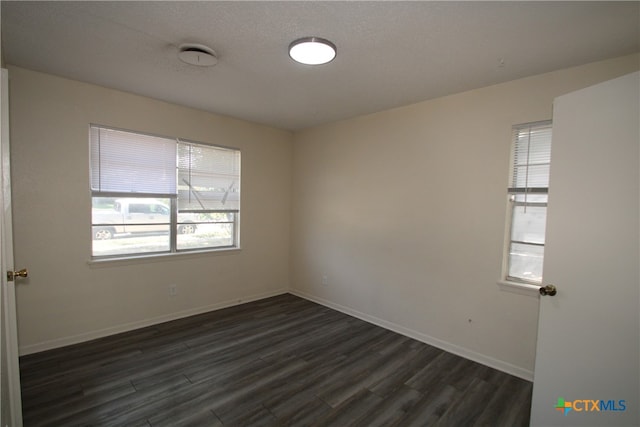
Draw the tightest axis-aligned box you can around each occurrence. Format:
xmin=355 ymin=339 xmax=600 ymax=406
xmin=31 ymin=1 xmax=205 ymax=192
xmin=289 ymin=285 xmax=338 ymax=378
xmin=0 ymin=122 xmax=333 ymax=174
xmin=7 ymin=268 xmax=28 ymax=282
xmin=539 ymin=284 xmax=557 ymax=296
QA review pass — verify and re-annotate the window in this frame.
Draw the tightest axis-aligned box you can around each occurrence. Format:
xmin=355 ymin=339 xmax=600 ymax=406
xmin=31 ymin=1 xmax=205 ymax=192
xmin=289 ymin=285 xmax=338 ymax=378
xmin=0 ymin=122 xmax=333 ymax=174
xmin=503 ymin=121 xmax=552 ymax=284
xmin=90 ymin=125 xmax=240 ymax=258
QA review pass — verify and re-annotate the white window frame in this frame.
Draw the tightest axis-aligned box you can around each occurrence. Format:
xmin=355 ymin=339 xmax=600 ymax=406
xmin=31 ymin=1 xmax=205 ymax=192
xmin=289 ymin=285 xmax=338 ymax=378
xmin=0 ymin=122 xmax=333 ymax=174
xmin=90 ymin=125 xmax=241 ymax=260
xmin=499 ymin=120 xmax=552 ymax=294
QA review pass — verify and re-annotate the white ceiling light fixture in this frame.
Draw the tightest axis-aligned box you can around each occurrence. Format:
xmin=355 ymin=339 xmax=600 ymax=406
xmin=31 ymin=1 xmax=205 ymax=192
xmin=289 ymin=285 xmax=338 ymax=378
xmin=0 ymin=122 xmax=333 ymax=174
xmin=178 ymin=43 xmax=218 ymax=67
xmin=289 ymin=37 xmax=336 ymax=65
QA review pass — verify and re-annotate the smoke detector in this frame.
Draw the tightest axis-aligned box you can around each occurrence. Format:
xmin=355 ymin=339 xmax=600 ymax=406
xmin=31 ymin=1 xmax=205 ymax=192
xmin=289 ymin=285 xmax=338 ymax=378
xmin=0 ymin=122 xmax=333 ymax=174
xmin=178 ymin=43 xmax=218 ymax=67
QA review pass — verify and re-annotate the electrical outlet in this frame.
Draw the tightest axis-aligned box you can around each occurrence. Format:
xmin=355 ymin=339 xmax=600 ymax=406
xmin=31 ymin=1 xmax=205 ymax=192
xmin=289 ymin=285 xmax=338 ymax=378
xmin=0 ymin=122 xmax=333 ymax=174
xmin=321 ymin=275 xmax=328 ymax=286
xmin=168 ymin=284 xmax=177 ymax=296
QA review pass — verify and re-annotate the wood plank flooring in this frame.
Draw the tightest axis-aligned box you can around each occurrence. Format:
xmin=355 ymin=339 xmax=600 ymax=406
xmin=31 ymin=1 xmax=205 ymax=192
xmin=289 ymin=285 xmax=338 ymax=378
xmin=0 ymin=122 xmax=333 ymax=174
xmin=20 ymin=294 xmax=532 ymax=426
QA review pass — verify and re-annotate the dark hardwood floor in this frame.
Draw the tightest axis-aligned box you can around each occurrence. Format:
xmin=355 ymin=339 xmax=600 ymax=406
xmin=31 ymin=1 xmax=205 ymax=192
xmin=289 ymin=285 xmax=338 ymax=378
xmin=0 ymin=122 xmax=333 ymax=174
xmin=20 ymin=294 xmax=532 ymax=426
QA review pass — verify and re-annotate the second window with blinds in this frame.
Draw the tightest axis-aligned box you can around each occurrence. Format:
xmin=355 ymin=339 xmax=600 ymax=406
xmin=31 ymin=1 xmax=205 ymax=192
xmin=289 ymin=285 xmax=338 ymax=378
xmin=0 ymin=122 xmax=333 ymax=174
xmin=90 ymin=125 xmax=241 ymax=259
xmin=504 ymin=120 xmax=552 ymax=284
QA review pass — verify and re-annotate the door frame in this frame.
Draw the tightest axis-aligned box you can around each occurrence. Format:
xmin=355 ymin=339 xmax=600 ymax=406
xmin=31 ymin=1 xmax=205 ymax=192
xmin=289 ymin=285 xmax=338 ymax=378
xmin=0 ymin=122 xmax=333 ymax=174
xmin=1 ymin=67 xmax=24 ymax=427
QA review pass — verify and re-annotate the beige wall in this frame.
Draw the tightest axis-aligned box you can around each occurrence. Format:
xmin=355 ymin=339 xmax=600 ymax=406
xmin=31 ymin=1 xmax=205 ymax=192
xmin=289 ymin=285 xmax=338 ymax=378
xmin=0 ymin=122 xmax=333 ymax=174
xmin=290 ymin=54 xmax=639 ymax=379
xmin=8 ymin=66 xmax=293 ymax=354
xmin=8 ymin=54 xmax=639 ymax=375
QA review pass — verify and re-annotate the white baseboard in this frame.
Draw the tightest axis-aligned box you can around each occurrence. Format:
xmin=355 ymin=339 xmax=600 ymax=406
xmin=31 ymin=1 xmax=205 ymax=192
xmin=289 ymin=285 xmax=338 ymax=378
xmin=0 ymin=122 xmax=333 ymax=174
xmin=19 ymin=288 xmax=289 ymax=356
xmin=21 ymin=287 xmax=534 ymax=382
xmin=290 ymin=289 xmax=534 ymax=382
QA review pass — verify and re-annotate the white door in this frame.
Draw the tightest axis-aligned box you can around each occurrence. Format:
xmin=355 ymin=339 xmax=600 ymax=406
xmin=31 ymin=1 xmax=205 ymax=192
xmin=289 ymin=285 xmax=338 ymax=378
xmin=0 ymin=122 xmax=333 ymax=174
xmin=530 ymin=72 xmax=639 ymax=426
xmin=0 ymin=69 xmax=23 ymax=426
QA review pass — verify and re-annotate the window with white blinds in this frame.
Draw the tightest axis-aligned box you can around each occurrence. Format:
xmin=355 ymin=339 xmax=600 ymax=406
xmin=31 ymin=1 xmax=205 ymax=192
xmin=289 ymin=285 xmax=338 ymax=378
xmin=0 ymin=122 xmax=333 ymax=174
xmin=504 ymin=121 xmax=552 ymax=284
xmin=177 ymin=141 xmax=240 ymax=213
xmin=509 ymin=121 xmax=552 ymax=196
xmin=89 ymin=125 xmax=241 ymax=259
xmin=90 ymin=127 xmax=177 ymax=195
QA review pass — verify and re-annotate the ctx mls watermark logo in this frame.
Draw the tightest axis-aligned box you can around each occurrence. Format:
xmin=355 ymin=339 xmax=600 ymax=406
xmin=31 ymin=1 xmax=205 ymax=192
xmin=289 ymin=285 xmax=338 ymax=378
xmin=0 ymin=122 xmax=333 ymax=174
xmin=555 ymin=397 xmax=627 ymax=416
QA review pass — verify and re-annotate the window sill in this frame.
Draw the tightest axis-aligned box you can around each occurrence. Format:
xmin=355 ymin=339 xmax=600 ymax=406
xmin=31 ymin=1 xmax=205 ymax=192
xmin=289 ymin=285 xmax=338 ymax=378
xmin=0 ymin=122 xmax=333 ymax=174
xmin=88 ymin=247 xmax=241 ymax=268
xmin=496 ymin=280 xmax=541 ymax=298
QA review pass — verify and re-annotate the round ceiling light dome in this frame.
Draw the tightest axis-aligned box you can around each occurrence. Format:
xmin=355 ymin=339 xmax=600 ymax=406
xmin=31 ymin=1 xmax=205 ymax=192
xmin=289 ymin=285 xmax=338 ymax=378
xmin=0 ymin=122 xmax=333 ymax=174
xmin=289 ymin=37 xmax=336 ymax=65
xmin=178 ymin=43 xmax=218 ymax=67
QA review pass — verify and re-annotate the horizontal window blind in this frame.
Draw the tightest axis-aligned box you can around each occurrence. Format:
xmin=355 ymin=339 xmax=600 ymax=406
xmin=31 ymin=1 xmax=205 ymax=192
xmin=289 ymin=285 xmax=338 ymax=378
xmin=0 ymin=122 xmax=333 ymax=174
xmin=505 ymin=120 xmax=552 ymax=284
xmin=509 ymin=121 xmax=552 ymax=194
xmin=90 ymin=126 xmax=177 ymax=194
xmin=90 ymin=125 xmax=242 ymax=258
xmin=178 ymin=141 xmax=241 ymax=212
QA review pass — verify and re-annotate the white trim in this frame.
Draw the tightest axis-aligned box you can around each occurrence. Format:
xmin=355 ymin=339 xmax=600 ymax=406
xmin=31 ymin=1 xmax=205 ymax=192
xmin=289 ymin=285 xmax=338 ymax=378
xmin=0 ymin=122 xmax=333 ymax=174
xmin=20 ymin=287 xmax=535 ymax=381
xmin=19 ymin=288 xmax=288 ymax=356
xmin=497 ymin=280 xmax=541 ymax=297
xmin=2 ymin=67 xmax=24 ymax=427
xmin=88 ymin=247 xmax=242 ymax=268
xmin=290 ymin=289 xmax=534 ymax=381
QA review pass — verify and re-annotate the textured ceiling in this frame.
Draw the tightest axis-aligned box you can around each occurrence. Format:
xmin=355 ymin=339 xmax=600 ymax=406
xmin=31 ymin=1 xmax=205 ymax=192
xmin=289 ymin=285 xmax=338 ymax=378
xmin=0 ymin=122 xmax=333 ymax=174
xmin=2 ymin=1 xmax=639 ymax=130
